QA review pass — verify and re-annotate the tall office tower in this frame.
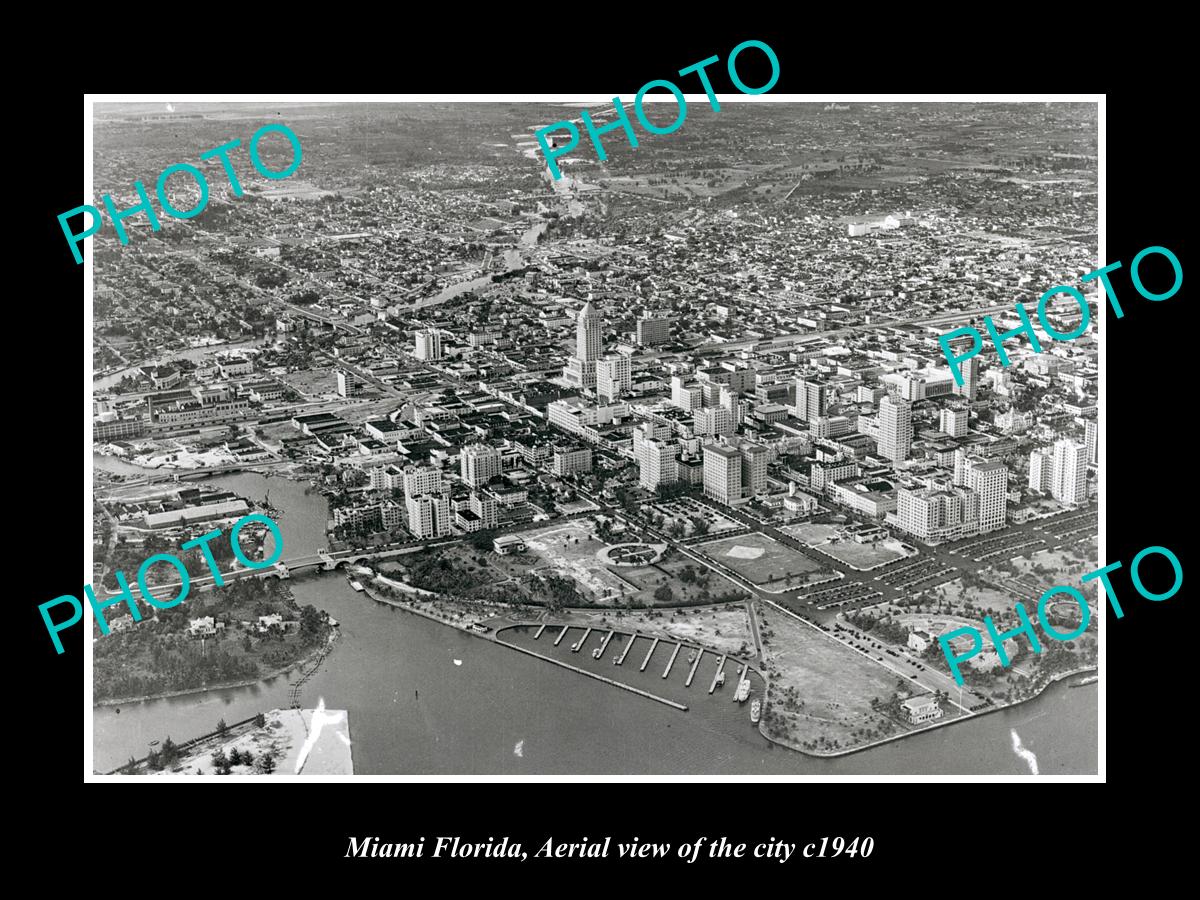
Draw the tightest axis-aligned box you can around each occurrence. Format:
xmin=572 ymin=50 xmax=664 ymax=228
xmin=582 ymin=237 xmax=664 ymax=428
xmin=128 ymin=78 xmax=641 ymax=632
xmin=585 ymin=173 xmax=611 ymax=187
xmin=703 ymin=443 xmax=742 ymax=506
xmin=1052 ymin=439 xmax=1088 ymax=505
xmin=335 ymin=368 xmax=361 ymax=398
xmin=402 ymin=465 xmax=443 ymax=497
xmin=671 ymin=376 xmax=702 ymax=411
xmin=694 ymin=406 xmax=734 ymax=436
xmin=718 ymin=385 xmax=746 ymax=426
xmin=636 ymin=315 xmax=671 ymax=346
xmin=595 ymin=355 xmax=631 ymax=402
xmin=414 ymin=328 xmax=442 ymax=361
xmin=576 ymin=300 xmax=601 ymax=361
xmin=1084 ymin=418 xmax=1098 ymax=466
xmin=953 ymin=357 xmax=981 ymax=401
xmin=740 ymin=443 xmax=769 ymax=498
xmin=563 ymin=300 xmax=603 ymax=390
xmin=1028 ymin=450 xmax=1051 ymax=493
xmin=460 ymin=444 xmax=503 ymax=488
xmin=953 ymin=448 xmax=969 ymax=487
xmin=632 ymin=420 xmax=672 ymax=457
xmin=878 ymin=395 xmax=913 ymax=465
xmin=940 ymin=407 xmax=968 ymax=439
xmin=794 ymin=377 xmax=828 ymax=422
xmin=406 ymin=493 xmax=451 ymax=539
xmin=964 ymin=457 xmax=1008 ymax=533
xmin=639 ymin=439 xmax=679 ymax=491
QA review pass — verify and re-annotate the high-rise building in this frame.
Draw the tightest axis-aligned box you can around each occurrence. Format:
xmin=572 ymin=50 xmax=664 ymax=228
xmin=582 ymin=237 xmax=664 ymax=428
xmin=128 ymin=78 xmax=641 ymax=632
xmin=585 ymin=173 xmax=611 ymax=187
xmin=703 ymin=443 xmax=742 ymax=506
xmin=414 ymin=328 xmax=443 ymax=361
xmin=1052 ymin=439 xmax=1088 ymax=505
xmin=335 ymin=368 xmax=361 ymax=398
xmin=468 ymin=492 xmax=498 ymax=530
xmin=402 ymin=465 xmax=443 ymax=497
xmin=953 ymin=357 xmax=981 ymax=401
xmin=460 ymin=444 xmax=503 ymax=488
xmin=639 ymin=439 xmax=679 ymax=491
xmin=551 ymin=445 xmax=593 ymax=476
xmin=563 ymin=301 xmax=603 ymax=390
xmin=636 ymin=315 xmax=671 ymax=346
xmin=896 ymin=486 xmax=979 ymax=542
xmin=940 ymin=407 xmax=968 ymax=439
xmin=1084 ymin=418 xmax=1098 ymax=466
xmin=405 ymin=493 xmax=450 ymax=539
xmin=576 ymin=300 xmax=601 ymax=361
xmin=740 ymin=443 xmax=768 ymax=498
xmin=694 ymin=406 xmax=734 ymax=436
xmin=878 ymin=395 xmax=913 ymax=465
xmin=963 ymin=457 xmax=1008 ymax=533
xmin=596 ymin=355 xmax=631 ymax=402
xmin=1028 ymin=450 xmax=1051 ymax=493
xmin=671 ymin=376 xmax=702 ymax=411
xmin=794 ymin=377 xmax=828 ymax=422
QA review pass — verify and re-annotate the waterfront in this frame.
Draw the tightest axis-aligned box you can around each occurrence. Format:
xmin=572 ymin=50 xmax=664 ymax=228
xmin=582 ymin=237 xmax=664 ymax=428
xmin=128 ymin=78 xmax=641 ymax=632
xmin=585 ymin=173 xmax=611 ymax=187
xmin=91 ymin=462 xmax=1098 ymax=775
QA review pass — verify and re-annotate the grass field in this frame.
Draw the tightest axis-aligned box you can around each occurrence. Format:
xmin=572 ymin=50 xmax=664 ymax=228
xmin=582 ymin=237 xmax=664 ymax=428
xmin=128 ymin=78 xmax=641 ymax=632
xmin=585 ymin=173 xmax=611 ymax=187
xmin=758 ymin=608 xmax=918 ymax=753
xmin=697 ymin=532 xmax=828 ymax=589
xmin=782 ymin=522 xmax=911 ymax=570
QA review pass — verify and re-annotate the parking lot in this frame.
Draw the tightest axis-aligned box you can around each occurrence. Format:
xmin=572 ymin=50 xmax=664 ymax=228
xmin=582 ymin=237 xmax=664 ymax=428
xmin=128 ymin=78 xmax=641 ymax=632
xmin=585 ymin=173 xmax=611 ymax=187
xmin=876 ymin=558 xmax=959 ymax=591
xmin=801 ymin=581 xmax=885 ymax=611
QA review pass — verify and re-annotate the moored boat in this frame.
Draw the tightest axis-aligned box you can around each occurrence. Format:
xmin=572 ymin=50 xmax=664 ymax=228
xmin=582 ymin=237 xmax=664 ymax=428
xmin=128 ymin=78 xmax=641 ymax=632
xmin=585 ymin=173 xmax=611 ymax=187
xmin=750 ymin=699 xmax=761 ymax=723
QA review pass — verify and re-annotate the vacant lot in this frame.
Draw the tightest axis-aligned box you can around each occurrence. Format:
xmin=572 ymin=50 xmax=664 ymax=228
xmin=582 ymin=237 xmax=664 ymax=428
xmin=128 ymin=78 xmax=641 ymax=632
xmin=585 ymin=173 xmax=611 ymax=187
xmin=697 ymin=532 xmax=828 ymax=591
xmin=758 ymin=609 xmax=917 ymax=754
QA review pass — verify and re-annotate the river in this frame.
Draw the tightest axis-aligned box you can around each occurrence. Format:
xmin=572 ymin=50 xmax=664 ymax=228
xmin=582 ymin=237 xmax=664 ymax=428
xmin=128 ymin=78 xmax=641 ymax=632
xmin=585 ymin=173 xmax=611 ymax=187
xmin=91 ymin=464 xmax=1099 ymax=775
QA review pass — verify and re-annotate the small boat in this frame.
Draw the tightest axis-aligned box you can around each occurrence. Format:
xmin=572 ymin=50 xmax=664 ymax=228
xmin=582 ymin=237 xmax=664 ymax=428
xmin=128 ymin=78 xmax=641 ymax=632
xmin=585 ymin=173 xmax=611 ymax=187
xmin=612 ymin=655 xmax=620 ymax=664
xmin=149 ymin=740 xmax=160 ymax=747
xmin=453 ymin=659 xmax=463 ymax=666
xmin=716 ymin=671 xmax=726 ymax=686
xmin=750 ymin=699 xmax=761 ymax=723
xmin=592 ymin=648 xmax=602 ymax=659
xmin=1070 ymin=674 xmax=1098 ymax=688
xmin=687 ymin=650 xmax=697 ymax=664
xmin=571 ymin=641 xmax=580 ymax=651
xmin=735 ymin=679 xmax=751 ymax=703
xmin=349 ymin=580 xmax=364 ymax=592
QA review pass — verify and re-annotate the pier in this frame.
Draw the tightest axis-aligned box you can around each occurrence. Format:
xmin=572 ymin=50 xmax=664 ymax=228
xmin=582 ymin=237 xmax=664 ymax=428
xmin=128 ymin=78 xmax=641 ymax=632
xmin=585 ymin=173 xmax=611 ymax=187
xmin=662 ymin=642 xmax=681 ymax=679
xmin=534 ymin=624 xmax=546 ymax=640
xmin=554 ymin=625 xmax=570 ymax=647
xmin=597 ymin=630 xmax=614 ymax=656
xmin=640 ymin=637 xmax=660 ymax=672
xmin=616 ymin=633 xmax=636 ymax=665
xmin=573 ymin=627 xmax=592 ymax=652
xmin=709 ymin=655 xmax=727 ymax=694
xmin=495 ymin=638 xmax=688 ymax=711
xmin=685 ymin=647 xmax=703 ymax=687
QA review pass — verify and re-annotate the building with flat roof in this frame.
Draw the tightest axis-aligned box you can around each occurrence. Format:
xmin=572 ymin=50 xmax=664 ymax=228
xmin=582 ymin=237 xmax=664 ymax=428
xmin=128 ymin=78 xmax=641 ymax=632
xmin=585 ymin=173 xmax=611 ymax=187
xmin=703 ymin=443 xmax=742 ymax=506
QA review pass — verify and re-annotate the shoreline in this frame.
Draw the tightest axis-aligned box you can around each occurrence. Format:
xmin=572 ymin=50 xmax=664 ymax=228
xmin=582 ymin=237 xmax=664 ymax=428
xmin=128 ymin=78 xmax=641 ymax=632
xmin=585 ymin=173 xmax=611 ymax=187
xmin=93 ymin=568 xmax=1095 ymax=767
xmin=93 ymin=628 xmax=340 ymax=709
xmin=759 ymin=664 xmax=1098 ymax=758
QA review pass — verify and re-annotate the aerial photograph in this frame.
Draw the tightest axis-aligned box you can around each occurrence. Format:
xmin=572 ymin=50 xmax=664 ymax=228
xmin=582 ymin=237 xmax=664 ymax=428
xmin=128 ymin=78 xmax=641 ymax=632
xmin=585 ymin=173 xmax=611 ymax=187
xmin=88 ymin=99 xmax=1099 ymax=776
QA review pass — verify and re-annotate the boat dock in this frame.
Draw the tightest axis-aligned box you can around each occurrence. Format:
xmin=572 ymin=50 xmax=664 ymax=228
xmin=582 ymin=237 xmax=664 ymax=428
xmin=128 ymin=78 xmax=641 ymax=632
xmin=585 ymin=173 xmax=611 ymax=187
xmin=616 ymin=634 xmax=636 ymax=665
xmin=534 ymin=624 xmax=547 ymax=640
xmin=708 ymin=655 xmax=727 ymax=694
xmin=554 ymin=625 xmax=570 ymax=646
xmin=662 ymin=642 xmax=681 ymax=679
xmin=685 ymin=648 xmax=703 ymax=687
xmin=495 ymin=638 xmax=688 ymax=711
xmin=597 ymin=630 xmax=614 ymax=655
xmin=640 ymin=637 xmax=660 ymax=672
xmin=573 ymin=627 xmax=592 ymax=652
